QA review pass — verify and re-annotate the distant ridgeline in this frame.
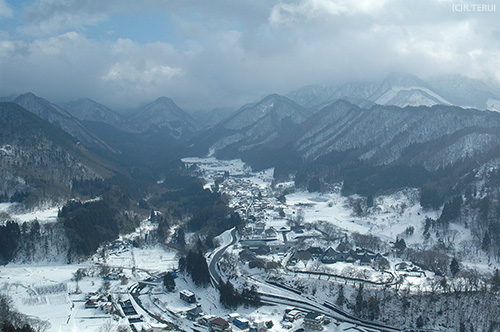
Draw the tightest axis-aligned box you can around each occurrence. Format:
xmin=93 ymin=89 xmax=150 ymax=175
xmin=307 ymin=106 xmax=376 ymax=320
xmin=2 ymin=85 xmax=500 ymax=261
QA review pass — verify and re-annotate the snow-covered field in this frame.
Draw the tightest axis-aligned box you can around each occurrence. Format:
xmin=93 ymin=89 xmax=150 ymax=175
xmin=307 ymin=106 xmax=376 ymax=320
xmin=0 ymin=240 xmax=180 ymax=332
xmin=282 ymin=189 xmax=441 ymax=243
xmin=0 ymin=202 xmax=60 ymax=225
xmin=0 ymin=263 xmax=112 ymax=332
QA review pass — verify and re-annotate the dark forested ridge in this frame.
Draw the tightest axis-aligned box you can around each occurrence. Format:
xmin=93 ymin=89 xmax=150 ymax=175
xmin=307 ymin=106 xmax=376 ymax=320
xmin=58 ymin=199 xmax=120 ymax=257
xmin=0 ymin=102 xmax=114 ymax=206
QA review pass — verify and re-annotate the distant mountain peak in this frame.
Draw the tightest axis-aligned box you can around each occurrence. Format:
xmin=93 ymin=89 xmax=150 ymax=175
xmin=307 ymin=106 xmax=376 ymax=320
xmin=138 ymin=96 xmax=185 ymax=116
xmin=60 ymin=98 xmax=135 ymax=133
xmin=154 ymin=96 xmax=176 ymax=103
xmin=13 ymin=92 xmax=116 ymax=152
xmin=18 ymin=92 xmax=38 ymax=99
xmin=130 ymin=96 xmax=198 ymax=139
xmin=222 ymin=93 xmax=308 ymax=131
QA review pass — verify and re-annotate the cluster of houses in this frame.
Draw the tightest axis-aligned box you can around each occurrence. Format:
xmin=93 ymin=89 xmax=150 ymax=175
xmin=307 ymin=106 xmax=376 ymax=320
xmin=291 ymin=246 xmax=386 ymax=267
xmin=188 ymin=310 xmax=271 ymax=332
xmin=238 ymin=238 xmax=386 ymax=269
xmin=180 ymin=290 xmax=272 ymax=332
xmin=84 ymin=292 xmax=114 ymax=314
xmin=283 ymin=308 xmax=330 ymax=331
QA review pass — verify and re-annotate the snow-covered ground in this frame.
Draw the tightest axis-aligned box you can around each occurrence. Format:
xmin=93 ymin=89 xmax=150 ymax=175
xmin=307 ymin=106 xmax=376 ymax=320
xmin=0 ymin=242 xmax=180 ymax=332
xmin=0 ymin=202 xmax=60 ymax=225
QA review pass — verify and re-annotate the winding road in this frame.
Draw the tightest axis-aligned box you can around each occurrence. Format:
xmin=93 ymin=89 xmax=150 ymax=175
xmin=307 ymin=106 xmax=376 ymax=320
xmin=208 ymin=228 xmax=238 ymax=287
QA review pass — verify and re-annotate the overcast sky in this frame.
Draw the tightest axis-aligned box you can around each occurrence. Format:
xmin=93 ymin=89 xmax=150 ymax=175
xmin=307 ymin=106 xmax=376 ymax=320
xmin=0 ymin=0 xmax=499 ymax=111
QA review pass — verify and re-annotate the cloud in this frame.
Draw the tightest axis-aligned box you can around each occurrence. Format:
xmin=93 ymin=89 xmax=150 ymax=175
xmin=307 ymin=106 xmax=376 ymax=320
xmin=0 ymin=0 xmax=12 ymax=19
xmin=0 ymin=0 xmax=499 ymax=111
xmin=269 ymin=0 xmax=389 ymax=25
xmin=20 ymin=0 xmax=111 ymax=35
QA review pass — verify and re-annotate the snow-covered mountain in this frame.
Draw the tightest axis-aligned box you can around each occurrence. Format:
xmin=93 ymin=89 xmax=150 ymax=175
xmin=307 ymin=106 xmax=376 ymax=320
xmin=287 ymin=73 xmax=462 ymax=109
xmin=191 ymin=94 xmax=310 ymax=160
xmin=286 ymin=85 xmax=341 ymax=109
xmin=60 ymin=98 xmax=137 ymax=133
xmin=368 ymin=73 xmax=451 ymax=107
xmin=130 ymin=97 xmax=198 ymax=140
xmin=0 ymin=102 xmax=113 ymax=205
xmin=13 ymin=93 xmax=116 ymax=152
xmin=290 ymin=100 xmax=500 ymax=170
xmin=199 ymin=97 xmax=500 ymax=199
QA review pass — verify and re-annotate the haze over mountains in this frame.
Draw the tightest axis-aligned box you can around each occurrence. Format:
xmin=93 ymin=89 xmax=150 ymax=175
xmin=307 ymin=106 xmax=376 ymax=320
xmin=287 ymin=73 xmax=500 ymax=111
xmin=2 ymin=72 xmax=500 ymax=208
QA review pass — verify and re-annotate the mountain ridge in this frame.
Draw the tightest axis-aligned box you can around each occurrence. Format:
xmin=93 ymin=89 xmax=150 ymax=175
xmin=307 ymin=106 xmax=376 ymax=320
xmin=13 ymin=93 xmax=118 ymax=153
xmin=130 ymin=96 xmax=199 ymax=140
xmin=287 ymin=73 xmax=500 ymax=111
xmin=0 ymin=102 xmax=114 ymax=206
xmin=60 ymin=98 xmax=138 ymax=133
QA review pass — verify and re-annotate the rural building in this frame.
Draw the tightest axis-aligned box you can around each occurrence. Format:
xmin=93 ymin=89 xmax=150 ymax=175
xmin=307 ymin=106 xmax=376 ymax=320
xmin=294 ymin=250 xmax=313 ymax=261
xmin=186 ymin=304 xmax=203 ymax=320
xmin=209 ymin=317 xmax=232 ymax=332
xmin=303 ymin=311 xmax=324 ymax=330
xmin=233 ymin=318 xmax=250 ymax=329
xmin=180 ymin=289 xmax=196 ymax=303
xmin=285 ymin=309 xmax=303 ymax=322
xmin=306 ymin=247 xmax=324 ymax=258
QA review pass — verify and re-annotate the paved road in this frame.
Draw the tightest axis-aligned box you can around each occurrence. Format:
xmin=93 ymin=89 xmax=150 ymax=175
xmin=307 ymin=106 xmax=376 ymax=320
xmin=208 ymin=228 xmax=238 ymax=287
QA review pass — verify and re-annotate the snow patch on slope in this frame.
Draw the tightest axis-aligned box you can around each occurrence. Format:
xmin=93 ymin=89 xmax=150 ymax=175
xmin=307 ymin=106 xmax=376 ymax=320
xmin=486 ymin=98 xmax=500 ymax=113
xmin=375 ymin=86 xmax=451 ymax=106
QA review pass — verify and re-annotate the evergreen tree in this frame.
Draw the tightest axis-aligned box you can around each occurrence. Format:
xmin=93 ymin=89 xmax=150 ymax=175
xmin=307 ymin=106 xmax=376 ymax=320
xmin=163 ymin=272 xmax=176 ymax=292
xmin=307 ymin=176 xmax=321 ymax=192
xmin=366 ymin=194 xmax=374 ymax=208
xmin=482 ymin=232 xmax=491 ymax=252
xmin=178 ymin=256 xmax=186 ymax=272
xmin=416 ymin=315 xmax=424 ymax=328
xmin=184 ymin=250 xmax=210 ymax=287
xmin=336 ymin=285 xmax=345 ymax=307
xmin=172 ymin=227 xmax=186 ymax=246
xmin=394 ymin=238 xmax=406 ymax=251
xmin=438 ymin=195 xmax=463 ymax=225
xmin=366 ymin=296 xmax=379 ymax=320
xmin=354 ymin=284 xmax=365 ymax=317
xmin=450 ymin=258 xmax=460 ymax=277
xmin=491 ymin=268 xmax=500 ymax=293
xmin=219 ymin=281 xmax=240 ymax=309
xmin=0 ymin=221 xmax=21 ymax=264
xmin=420 ymin=186 xmax=442 ymax=209
xmin=241 ymin=285 xmax=261 ymax=307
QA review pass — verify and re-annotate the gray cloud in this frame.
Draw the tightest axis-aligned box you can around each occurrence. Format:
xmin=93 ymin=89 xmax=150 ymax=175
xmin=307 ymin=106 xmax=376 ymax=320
xmin=1 ymin=0 xmax=499 ymax=111
xmin=20 ymin=0 xmax=112 ymax=36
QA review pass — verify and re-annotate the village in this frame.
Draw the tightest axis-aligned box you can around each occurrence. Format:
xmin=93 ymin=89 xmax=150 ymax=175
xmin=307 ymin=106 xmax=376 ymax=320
xmin=0 ymin=157 xmax=444 ymax=332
